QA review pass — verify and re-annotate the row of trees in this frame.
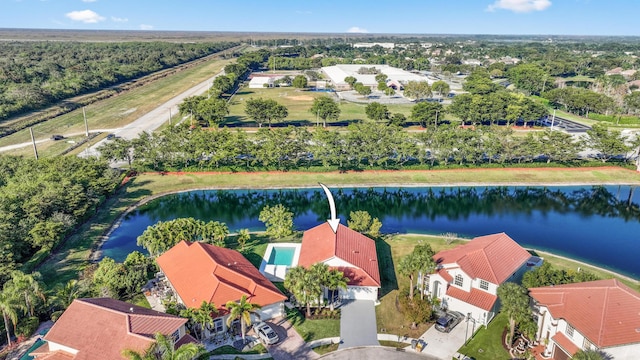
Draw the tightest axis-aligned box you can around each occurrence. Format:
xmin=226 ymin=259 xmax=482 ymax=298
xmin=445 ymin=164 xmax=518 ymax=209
xmin=0 ymin=41 xmax=237 ymax=119
xmin=0 ymin=156 xmax=121 ymax=286
xmin=284 ymin=263 xmax=348 ymax=317
xmin=136 ymin=217 xmax=230 ymax=257
xmin=99 ymin=120 xmax=640 ymax=173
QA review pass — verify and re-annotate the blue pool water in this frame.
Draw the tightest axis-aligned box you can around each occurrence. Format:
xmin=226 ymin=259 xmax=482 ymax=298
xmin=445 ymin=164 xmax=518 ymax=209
xmin=267 ymin=246 xmax=296 ymax=265
xmin=20 ymin=339 xmax=46 ymax=360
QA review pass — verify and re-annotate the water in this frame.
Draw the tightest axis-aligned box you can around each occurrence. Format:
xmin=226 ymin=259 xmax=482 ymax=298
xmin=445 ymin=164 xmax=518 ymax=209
xmin=267 ymin=246 xmax=296 ymax=265
xmin=101 ymin=186 xmax=640 ymax=279
xmin=20 ymin=339 xmax=45 ymax=360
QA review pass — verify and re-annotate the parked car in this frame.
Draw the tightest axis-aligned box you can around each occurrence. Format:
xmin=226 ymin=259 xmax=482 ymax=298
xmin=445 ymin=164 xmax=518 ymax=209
xmin=51 ymin=134 xmax=64 ymax=141
xmin=106 ymin=133 xmax=116 ymax=140
xmin=254 ymin=322 xmax=279 ymax=345
xmin=435 ymin=311 xmax=463 ymax=333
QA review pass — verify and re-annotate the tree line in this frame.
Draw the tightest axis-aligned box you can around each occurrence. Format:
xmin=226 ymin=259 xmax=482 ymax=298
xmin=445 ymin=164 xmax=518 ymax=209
xmin=0 ymin=41 xmax=237 ymax=119
xmin=99 ymin=119 xmax=640 ymax=172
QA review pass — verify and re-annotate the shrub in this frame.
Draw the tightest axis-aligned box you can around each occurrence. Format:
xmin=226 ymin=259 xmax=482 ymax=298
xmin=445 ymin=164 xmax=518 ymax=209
xmin=16 ymin=316 xmax=39 ymax=338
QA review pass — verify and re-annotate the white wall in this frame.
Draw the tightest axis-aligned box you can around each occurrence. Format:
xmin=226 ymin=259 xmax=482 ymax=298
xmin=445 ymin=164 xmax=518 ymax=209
xmin=324 ymin=257 xmax=355 ymax=268
xmin=341 ymin=286 xmax=378 ymax=301
xmin=46 ymin=342 xmax=79 ymax=356
xmin=606 ymin=343 xmax=640 ymax=359
xmin=258 ymin=301 xmax=285 ymax=321
xmin=443 ymin=296 xmax=493 ymax=326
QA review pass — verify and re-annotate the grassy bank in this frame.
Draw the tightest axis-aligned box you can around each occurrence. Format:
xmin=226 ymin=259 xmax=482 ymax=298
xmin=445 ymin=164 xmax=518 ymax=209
xmin=36 ymin=167 xmax=640 ymax=290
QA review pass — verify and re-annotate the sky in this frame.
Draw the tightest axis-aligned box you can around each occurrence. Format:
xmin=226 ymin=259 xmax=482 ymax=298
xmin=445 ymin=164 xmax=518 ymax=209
xmin=0 ymin=0 xmax=638 ymax=36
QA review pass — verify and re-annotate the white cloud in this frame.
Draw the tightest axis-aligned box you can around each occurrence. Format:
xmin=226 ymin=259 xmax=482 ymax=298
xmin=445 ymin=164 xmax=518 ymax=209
xmin=65 ymin=10 xmax=105 ymax=23
xmin=82 ymin=0 xmax=98 ymax=2
xmin=111 ymin=16 xmax=128 ymax=22
xmin=347 ymin=26 xmax=368 ymax=33
xmin=487 ymin=0 xmax=551 ymax=13
xmin=139 ymin=24 xmax=153 ymax=30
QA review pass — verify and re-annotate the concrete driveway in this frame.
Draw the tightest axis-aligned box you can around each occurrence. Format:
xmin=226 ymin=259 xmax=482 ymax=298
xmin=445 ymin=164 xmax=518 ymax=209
xmin=417 ymin=319 xmax=470 ymax=360
xmin=339 ymin=300 xmax=379 ymax=349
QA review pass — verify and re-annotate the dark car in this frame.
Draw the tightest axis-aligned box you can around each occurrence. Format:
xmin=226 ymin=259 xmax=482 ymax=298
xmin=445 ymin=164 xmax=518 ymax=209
xmin=435 ymin=311 xmax=463 ymax=333
xmin=106 ymin=133 xmax=116 ymax=140
xmin=51 ymin=134 xmax=64 ymax=141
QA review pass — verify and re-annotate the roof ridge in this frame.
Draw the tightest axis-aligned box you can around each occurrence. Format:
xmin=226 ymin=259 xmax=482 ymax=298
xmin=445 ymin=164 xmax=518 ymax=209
xmin=596 ymin=285 xmax=610 ymax=346
xmin=479 ymin=247 xmax=498 ymax=283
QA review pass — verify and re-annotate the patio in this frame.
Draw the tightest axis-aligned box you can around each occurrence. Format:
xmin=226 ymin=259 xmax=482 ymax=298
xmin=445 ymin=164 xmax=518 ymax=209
xmin=141 ymin=272 xmax=176 ymax=312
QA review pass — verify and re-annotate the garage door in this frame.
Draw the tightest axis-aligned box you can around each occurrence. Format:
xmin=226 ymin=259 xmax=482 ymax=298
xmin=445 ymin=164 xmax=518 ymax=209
xmin=343 ymin=286 xmax=377 ymax=301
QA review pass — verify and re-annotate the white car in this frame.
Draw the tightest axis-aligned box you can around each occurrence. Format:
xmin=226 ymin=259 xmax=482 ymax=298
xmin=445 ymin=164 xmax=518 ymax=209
xmin=254 ymin=322 xmax=279 ymax=345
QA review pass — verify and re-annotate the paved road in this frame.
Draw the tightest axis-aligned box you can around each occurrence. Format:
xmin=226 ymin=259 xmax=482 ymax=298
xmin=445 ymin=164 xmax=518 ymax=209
xmin=319 ymin=347 xmax=439 ymax=360
xmin=0 ymin=129 xmax=118 ymax=153
xmin=76 ymin=70 xmax=223 ymax=158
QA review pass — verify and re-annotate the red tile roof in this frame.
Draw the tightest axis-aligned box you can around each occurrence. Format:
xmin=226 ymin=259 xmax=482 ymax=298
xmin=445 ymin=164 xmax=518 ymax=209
xmin=529 ymin=279 xmax=640 ymax=348
xmin=433 ymin=233 xmax=530 ymax=284
xmin=42 ymin=298 xmax=186 ymax=360
xmin=156 ymin=241 xmax=286 ymax=310
xmin=446 ymin=286 xmax=498 ymax=311
xmin=298 ymin=223 xmax=381 ymax=287
xmin=551 ymin=332 xmax=580 ymax=356
xmin=437 ymin=268 xmax=454 ymax=283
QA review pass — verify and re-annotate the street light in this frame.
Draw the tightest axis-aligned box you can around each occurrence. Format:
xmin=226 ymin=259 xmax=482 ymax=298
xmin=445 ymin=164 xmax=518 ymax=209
xmin=464 ymin=313 xmax=477 ymax=344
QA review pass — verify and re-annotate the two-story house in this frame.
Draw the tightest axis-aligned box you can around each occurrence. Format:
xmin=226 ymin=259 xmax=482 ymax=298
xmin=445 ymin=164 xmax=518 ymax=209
xmin=529 ymin=279 xmax=640 ymax=360
xmin=31 ymin=298 xmax=192 ymax=360
xmin=424 ymin=233 xmax=537 ymax=325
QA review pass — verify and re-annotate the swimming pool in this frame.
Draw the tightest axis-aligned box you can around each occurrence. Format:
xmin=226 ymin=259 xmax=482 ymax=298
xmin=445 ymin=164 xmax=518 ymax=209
xmin=259 ymin=243 xmax=301 ymax=281
xmin=267 ymin=246 xmax=296 ymax=265
xmin=20 ymin=338 xmax=46 ymax=360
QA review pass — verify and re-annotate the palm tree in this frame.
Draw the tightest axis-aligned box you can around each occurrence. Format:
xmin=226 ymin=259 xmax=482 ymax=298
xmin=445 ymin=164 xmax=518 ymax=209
xmin=123 ymin=332 xmax=208 ymax=360
xmin=0 ymin=288 xmax=24 ymax=347
xmin=572 ymin=349 xmax=610 ymax=360
xmin=497 ymin=282 xmax=531 ymax=349
xmin=310 ymin=263 xmax=330 ymax=307
xmin=50 ymin=279 xmax=81 ymax=310
xmin=284 ymin=266 xmax=321 ymax=318
xmin=225 ymin=295 xmax=261 ymax=343
xmin=398 ymin=253 xmax=421 ymax=299
xmin=414 ymin=244 xmax=436 ymax=300
xmin=192 ymin=301 xmax=217 ymax=340
xmin=324 ymin=269 xmax=348 ymax=311
xmin=5 ymin=270 xmax=46 ymax=317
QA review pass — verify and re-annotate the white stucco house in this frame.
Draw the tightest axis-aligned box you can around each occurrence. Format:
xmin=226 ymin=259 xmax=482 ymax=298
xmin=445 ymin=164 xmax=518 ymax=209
xmin=424 ymin=233 xmax=539 ymax=326
xmin=297 ymin=222 xmax=381 ymax=301
xmin=529 ymin=279 xmax=640 ymax=360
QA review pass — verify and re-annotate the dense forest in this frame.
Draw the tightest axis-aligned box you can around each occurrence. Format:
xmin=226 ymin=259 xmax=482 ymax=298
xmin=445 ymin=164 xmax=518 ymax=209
xmin=0 ymin=156 xmax=121 ymax=284
xmin=0 ymin=41 xmax=237 ymax=120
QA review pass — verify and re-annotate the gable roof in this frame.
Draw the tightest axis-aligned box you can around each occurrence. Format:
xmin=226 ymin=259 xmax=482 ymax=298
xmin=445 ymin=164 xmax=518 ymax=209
xmin=42 ymin=298 xmax=186 ymax=360
xmin=446 ymin=286 xmax=498 ymax=311
xmin=433 ymin=233 xmax=530 ymax=284
xmin=156 ymin=241 xmax=286 ymax=310
xmin=529 ymin=279 xmax=640 ymax=349
xmin=298 ymin=223 xmax=381 ymax=287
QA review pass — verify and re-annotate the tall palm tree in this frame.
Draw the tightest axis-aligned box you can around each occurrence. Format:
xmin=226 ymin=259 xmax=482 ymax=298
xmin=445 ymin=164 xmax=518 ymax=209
xmin=5 ymin=270 xmax=46 ymax=317
xmin=497 ymin=282 xmax=531 ymax=349
xmin=225 ymin=295 xmax=261 ymax=343
xmin=572 ymin=349 xmax=610 ymax=360
xmin=122 ymin=332 xmax=208 ymax=360
xmin=398 ymin=252 xmax=421 ymax=299
xmin=284 ymin=266 xmax=321 ymax=318
xmin=324 ymin=269 xmax=348 ymax=311
xmin=0 ymin=288 xmax=24 ymax=347
xmin=192 ymin=301 xmax=217 ymax=340
xmin=414 ymin=244 xmax=436 ymax=300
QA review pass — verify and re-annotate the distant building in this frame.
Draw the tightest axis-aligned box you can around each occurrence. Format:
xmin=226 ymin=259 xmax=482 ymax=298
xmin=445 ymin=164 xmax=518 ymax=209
xmin=353 ymin=42 xmax=395 ymax=49
xmin=249 ymin=76 xmax=275 ymax=88
xmin=529 ymin=279 xmax=640 ymax=360
xmin=423 ymin=233 xmax=540 ymax=326
xmin=32 ymin=298 xmax=192 ymax=360
xmin=321 ymin=64 xmax=428 ymax=91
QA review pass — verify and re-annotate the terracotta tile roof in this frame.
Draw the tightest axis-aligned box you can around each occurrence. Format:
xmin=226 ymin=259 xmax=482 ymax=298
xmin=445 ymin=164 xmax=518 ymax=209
xmin=551 ymin=332 xmax=580 ymax=356
xmin=529 ymin=279 xmax=640 ymax=348
xmin=36 ymin=352 xmax=76 ymax=360
xmin=298 ymin=223 xmax=381 ymax=287
xmin=174 ymin=333 xmax=198 ymax=347
xmin=156 ymin=241 xmax=286 ymax=310
xmin=437 ymin=268 xmax=454 ymax=283
xmin=42 ymin=298 xmax=186 ymax=360
xmin=445 ymin=286 xmax=498 ymax=311
xmin=433 ymin=233 xmax=530 ymax=284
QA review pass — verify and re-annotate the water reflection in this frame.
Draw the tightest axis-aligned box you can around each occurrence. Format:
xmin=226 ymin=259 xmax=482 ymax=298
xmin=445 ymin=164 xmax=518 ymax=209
xmin=103 ymin=186 xmax=640 ymax=279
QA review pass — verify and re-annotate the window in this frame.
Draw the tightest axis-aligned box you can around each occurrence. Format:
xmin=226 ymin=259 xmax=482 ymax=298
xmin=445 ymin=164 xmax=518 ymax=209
xmin=480 ymin=280 xmax=489 ymax=291
xmin=171 ymin=329 xmax=180 ymax=342
xmin=583 ymin=338 xmax=594 ymax=350
xmin=454 ymin=274 xmax=463 ymax=287
xmin=213 ymin=318 xmax=224 ymax=333
xmin=566 ymin=324 xmax=575 ymax=338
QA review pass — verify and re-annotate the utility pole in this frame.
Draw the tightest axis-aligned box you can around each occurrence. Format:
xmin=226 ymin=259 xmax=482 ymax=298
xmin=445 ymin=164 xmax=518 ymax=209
xmin=30 ymin=127 xmax=38 ymax=160
xmin=83 ymin=107 xmax=89 ymax=137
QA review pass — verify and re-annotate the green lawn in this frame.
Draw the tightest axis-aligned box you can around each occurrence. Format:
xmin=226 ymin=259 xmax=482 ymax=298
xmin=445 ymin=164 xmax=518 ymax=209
xmin=376 ymin=234 xmax=464 ymax=339
xmin=458 ymin=312 xmax=511 ymax=360
xmin=312 ymin=343 xmax=339 ymax=355
xmin=209 ymin=344 xmax=268 ymax=355
xmin=286 ymin=308 xmax=340 ymax=342
xmin=225 ymin=87 xmax=415 ymax=127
